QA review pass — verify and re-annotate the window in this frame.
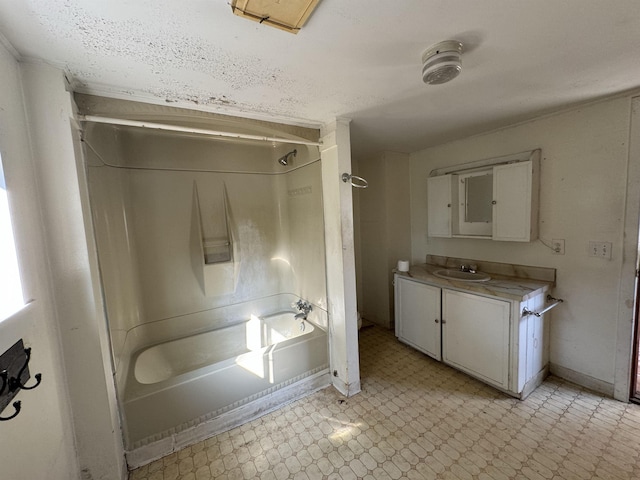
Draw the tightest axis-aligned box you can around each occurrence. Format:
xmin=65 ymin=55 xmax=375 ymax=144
xmin=0 ymin=154 xmax=24 ymax=320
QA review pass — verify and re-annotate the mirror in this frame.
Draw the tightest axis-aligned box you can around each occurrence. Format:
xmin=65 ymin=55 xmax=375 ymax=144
xmin=455 ymin=170 xmax=493 ymax=236
xmin=464 ymin=173 xmax=493 ymax=223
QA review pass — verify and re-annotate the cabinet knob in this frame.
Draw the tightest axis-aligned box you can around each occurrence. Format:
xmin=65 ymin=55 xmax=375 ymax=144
xmin=441 ymin=319 xmax=446 ymax=324
xmin=447 ymin=203 xmax=451 ymax=208
xmin=491 ymin=200 xmax=497 ymax=205
xmin=435 ymin=319 xmax=439 ymax=323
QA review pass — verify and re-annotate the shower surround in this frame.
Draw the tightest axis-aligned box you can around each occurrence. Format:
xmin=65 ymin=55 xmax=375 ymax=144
xmin=81 ymin=101 xmax=329 ymax=465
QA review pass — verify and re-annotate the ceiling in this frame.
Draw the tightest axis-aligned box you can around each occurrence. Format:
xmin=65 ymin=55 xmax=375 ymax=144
xmin=1 ymin=1 xmax=640 ymax=159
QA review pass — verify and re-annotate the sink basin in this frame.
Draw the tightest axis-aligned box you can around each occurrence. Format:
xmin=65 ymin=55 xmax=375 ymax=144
xmin=432 ymin=268 xmax=491 ymax=282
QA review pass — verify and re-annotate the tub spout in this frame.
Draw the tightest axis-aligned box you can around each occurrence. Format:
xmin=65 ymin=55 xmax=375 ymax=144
xmin=294 ymin=312 xmax=307 ymax=332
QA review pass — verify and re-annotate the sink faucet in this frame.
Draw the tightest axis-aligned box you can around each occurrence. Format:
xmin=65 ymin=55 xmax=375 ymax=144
xmin=459 ymin=264 xmax=478 ymax=274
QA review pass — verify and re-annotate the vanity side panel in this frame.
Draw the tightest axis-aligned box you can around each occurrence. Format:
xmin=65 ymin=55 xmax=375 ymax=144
xmin=521 ymin=292 xmax=548 ymax=397
xmin=515 ymin=300 xmax=528 ymax=394
xmin=531 ymin=292 xmax=547 ymax=378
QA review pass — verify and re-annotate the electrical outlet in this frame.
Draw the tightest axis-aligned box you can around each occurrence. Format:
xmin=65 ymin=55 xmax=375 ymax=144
xmin=588 ymin=241 xmax=612 ymax=259
xmin=552 ymin=239 xmax=565 ymax=255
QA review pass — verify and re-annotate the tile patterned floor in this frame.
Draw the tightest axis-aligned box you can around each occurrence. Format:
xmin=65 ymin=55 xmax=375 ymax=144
xmin=129 ymin=326 xmax=640 ymax=479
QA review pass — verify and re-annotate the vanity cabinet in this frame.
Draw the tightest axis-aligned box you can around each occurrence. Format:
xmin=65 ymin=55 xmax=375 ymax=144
xmin=394 ymin=274 xmax=549 ymax=399
xmin=427 ymin=150 xmax=539 ymax=242
xmin=442 ymin=290 xmax=510 ymax=389
xmin=395 ymin=277 xmax=441 ymax=360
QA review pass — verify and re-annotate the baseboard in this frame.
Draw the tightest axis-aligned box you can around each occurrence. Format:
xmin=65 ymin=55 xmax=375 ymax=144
xmin=520 ymin=365 xmax=549 ymax=400
xmin=361 ymin=314 xmax=390 ymax=329
xmin=332 ymin=375 xmax=361 ymax=397
xmin=549 ymin=363 xmax=614 ymax=398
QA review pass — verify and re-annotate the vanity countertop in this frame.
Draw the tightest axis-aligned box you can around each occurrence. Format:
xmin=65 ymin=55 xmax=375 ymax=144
xmin=396 ymin=263 xmax=554 ymax=302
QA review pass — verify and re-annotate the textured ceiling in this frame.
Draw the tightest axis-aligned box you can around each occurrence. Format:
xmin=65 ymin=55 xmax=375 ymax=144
xmin=1 ymin=1 xmax=640 ymax=158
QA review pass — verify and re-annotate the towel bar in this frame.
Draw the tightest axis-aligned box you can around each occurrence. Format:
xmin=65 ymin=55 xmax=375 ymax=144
xmin=522 ymin=295 xmax=564 ymax=317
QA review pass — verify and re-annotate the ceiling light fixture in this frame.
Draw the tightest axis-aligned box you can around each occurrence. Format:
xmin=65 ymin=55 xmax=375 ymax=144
xmin=422 ymin=40 xmax=463 ymax=85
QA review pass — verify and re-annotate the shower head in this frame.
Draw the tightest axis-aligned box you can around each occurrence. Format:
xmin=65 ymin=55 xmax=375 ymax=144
xmin=278 ymin=149 xmax=297 ymax=166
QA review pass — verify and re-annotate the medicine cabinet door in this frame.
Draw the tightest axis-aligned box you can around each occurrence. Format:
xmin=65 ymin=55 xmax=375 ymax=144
xmin=427 ymin=174 xmax=454 ymax=238
xmin=492 ymin=160 xmax=537 ymax=242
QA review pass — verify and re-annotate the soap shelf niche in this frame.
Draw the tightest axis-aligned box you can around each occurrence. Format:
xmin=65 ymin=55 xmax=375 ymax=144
xmin=193 ymin=182 xmax=240 ymax=296
xmin=0 ymin=339 xmax=43 ymax=421
xmin=203 ymin=240 xmax=231 ymax=264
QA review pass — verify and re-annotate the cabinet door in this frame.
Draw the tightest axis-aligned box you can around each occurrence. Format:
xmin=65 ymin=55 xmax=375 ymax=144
xmin=427 ymin=175 xmax=453 ymax=238
xmin=395 ymin=277 xmax=441 ymax=360
xmin=442 ymin=290 xmax=510 ymax=388
xmin=492 ymin=160 xmax=537 ymax=242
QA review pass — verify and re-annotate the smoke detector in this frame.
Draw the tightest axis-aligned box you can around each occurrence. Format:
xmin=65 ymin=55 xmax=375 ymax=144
xmin=422 ymin=40 xmax=463 ymax=85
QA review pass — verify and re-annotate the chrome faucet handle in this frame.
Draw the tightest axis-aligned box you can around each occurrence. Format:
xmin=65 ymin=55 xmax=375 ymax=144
xmin=294 ymin=299 xmax=312 ymax=315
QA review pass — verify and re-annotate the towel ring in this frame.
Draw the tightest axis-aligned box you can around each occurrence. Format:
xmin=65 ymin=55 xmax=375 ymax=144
xmin=341 ymin=173 xmax=368 ymax=188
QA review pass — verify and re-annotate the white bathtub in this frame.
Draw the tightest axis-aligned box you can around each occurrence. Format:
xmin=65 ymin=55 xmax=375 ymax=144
xmin=122 ymin=311 xmax=328 ymax=448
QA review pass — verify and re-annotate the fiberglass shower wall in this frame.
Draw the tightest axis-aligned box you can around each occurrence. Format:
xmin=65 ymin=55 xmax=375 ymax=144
xmin=83 ymin=121 xmax=327 ymax=378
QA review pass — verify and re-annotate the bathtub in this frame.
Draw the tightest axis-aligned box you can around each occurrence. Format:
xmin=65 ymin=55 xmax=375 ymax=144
xmin=122 ymin=310 xmax=328 ymax=449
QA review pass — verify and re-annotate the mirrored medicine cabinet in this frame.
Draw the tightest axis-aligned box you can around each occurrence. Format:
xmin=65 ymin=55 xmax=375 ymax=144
xmin=427 ymin=149 xmax=540 ymax=242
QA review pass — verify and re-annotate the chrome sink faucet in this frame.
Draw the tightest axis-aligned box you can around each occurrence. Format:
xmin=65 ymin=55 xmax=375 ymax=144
xmin=459 ymin=264 xmax=477 ymax=274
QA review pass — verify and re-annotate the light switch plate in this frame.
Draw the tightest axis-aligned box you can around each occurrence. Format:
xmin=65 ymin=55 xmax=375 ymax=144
xmin=588 ymin=241 xmax=612 ymax=259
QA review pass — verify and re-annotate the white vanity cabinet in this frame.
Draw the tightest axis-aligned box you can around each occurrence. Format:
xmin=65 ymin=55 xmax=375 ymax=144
xmin=442 ymin=290 xmax=510 ymax=389
xmin=394 ymin=274 xmax=549 ymax=399
xmin=395 ymin=277 xmax=441 ymax=360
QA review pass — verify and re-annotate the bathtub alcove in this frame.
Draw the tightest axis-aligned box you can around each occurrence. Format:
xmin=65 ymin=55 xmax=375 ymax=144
xmin=78 ymin=95 xmax=330 ymax=466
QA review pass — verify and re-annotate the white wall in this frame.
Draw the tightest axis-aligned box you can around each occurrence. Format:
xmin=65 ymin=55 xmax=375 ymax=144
xmin=357 ymin=151 xmax=411 ymax=328
xmin=352 ymin=156 xmax=363 ymax=310
xmin=86 ymin=158 xmax=142 ymax=371
xmin=321 ymin=120 xmax=360 ymax=396
xmin=20 ymin=63 xmax=125 ymax=478
xmin=411 ymin=96 xmax=636 ymax=396
xmin=0 ymin=44 xmax=79 ymax=479
xmin=282 ymin=161 xmax=327 ymax=309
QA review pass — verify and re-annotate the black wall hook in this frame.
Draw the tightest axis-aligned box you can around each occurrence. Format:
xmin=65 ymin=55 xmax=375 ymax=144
xmin=0 ymin=370 xmax=7 ymax=396
xmin=8 ymin=348 xmax=42 ymax=391
xmin=0 ymin=401 xmax=21 ymax=421
xmin=0 ymin=339 xmax=42 ymax=422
